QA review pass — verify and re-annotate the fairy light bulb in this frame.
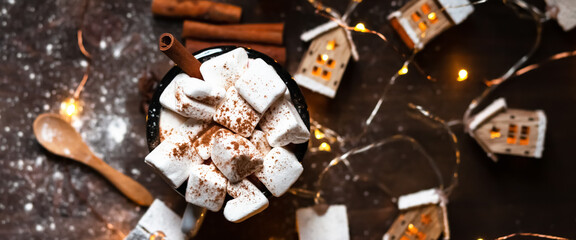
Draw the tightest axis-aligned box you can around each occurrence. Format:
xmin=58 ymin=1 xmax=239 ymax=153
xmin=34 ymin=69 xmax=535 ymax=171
xmin=314 ymin=129 xmax=325 ymax=139
xmin=354 ymin=23 xmax=367 ymax=32
xmin=427 ymin=12 xmax=437 ymax=21
xmin=398 ymin=64 xmax=409 ymax=75
xmin=60 ymin=98 xmax=80 ymax=117
xmin=319 ymin=142 xmax=331 ymax=152
xmin=457 ymin=69 xmax=468 ymax=81
xmin=321 ymin=54 xmax=329 ymax=61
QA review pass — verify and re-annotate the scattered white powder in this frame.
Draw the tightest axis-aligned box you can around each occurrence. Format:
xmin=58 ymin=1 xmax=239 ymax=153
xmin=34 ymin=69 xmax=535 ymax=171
xmin=107 ymin=117 xmax=127 ymax=143
xmin=35 ymin=224 xmax=44 ymax=232
xmin=49 ymin=222 xmax=55 ymax=230
xmin=53 ymin=171 xmax=63 ymax=180
xmin=130 ymin=168 xmax=140 ymax=176
xmin=99 ymin=40 xmax=107 ymax=49
xmin=8 ymin=0 xmax=14 ymax=4
xmin=40 ymin=122 xmax=56 ymax=142
xmin=24 ymin=203 xmax=33 ymax=212
xmin=29 ymin=73 xmax=35 ymax=80
xmin=80 ymin=60 xmax=87 ymax=67
xmin=46 ymin=44 xmax=53 ymax=55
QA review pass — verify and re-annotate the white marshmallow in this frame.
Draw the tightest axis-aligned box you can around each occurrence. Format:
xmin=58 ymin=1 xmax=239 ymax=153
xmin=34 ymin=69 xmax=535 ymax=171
xmin=186 ymin=164 xmax=228 ymax=212
xmin=210 ymin=129 xmax=264 ymax=183
xmin=255 ymin=147 xmax=303 ymax=197
xmin=179 ymin=76 xmax=226 ymax=106
xmin=213 ymin=87 xmax=261 ymax=137
xmin=192 ymin=125 xmax=223 ymax=160
xmin=159 ymin=73 xmax=215 ymax=121
xmin=259 ymin=96 xmax=310 ymax=147
xmin=158 ymin=108 xmax=187 ymax=142
xmin=132 ymin=200 xmax=186 ymax=240
xmin=224 ymin=179 xmax=269 ymax=223
xmin=249 ymin=130 xmax=271 ymax=156
xmin=235 ymin=58 xmax=287 ymax=113
xmin=145 ymin=119 xmax=208 ymax=187
xmin=296 ymin=205 xmax=350 ymax=240
xmin=200 ymin=48 xmax=249 ymax=90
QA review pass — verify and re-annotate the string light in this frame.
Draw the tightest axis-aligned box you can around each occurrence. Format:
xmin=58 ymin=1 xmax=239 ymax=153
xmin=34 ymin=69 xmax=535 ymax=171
xmin=314 ymin=129 xmax=325 ymax=139
xmin=398 ymin=64 xmax=409 ymax=75
xmin=353 ymin=23 xmax=367 ymax=32
xmin=60 ymin=98 xmax=80 ymax=117
xmin=457 ymin=69 xmax=468 ymax=81
xmin=318 ymin=142 xmax=331 ymax=152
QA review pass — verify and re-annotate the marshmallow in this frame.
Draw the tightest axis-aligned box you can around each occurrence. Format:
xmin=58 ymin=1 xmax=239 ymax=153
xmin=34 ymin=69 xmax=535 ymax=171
xmin=213 ymin=87 xmax=261 ymax=137
xmin=126 ymin=200 xmax=186 ymax=240
xmin=259 ymin=96 xmax=310 ymax=147
xmin=192 ymin=125 xmax=223 ymax=160
xmin=179 ymin=75 xmax=226 ymax=106
xmin=210 ymin=129 xmax=264 ymax=183
xmin=200 ymin=48 xmax=249 ymax=90
xmin=255 ymin=147 xmax=303 ymax=197
xmin=235 ymin=58 xmax=287 ymax=113
xmin=158 ymin=108 xmax=187 ymax=142
xmin=296 ymin=205 xmax=350 ymax=240
xmin=159 ymin=73 xmax=215 ymax=121
xmin=249 ymin=130 xmax=271 ymax=156
xmin=145 ymin=119 xmax=208 ymax=187
xmin=224 ymin=179 xmax=269 ymax=223
xmin=186 ymin=164 xmax=228 ymax=212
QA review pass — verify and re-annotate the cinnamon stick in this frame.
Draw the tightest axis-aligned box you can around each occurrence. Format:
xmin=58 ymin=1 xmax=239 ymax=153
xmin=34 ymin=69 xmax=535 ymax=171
xmin=159 ymin=33 xmax=202 ymax=79
xmin=185 ymin=39 xmax=286 ymax=65
xmin=224 ymin=23 xmax=284 ymax=32
xmin=183 ymin=21 xmax=283 ymax=45
xmin=151 ymin=0 xmax=242 ymax=23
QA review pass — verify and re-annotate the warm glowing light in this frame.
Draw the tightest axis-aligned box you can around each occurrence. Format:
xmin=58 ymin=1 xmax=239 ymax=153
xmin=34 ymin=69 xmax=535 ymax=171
xmin=319 ymin=142 xmax=331 ymax=152
xmin=398 ymin=65 xmax=408 ymax=75
xmin=354 ymin=23 xmax=367 ymax=32
xmin=60 ymin=98 xmax=79 ymax=117
xmin=149 ymin=231 xmax=166 ymax=240
xmin=457 ymin=69 xmax=468 ymax=81
xmin=326 ymin=40 xmax=336 ymax=50
xmin=490 ymin=131 xmax=501 ymax=139
xmin=321 ymin=54 xmax=329 ymax=61
xmin=314 ymin=129 xmax=325 ymax=139
xmin=427 ymin=12 xmax=437 ymax=21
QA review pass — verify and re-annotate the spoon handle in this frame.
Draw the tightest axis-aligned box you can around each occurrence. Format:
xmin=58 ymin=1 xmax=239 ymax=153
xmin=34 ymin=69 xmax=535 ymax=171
xmin=89 ymin=155 xmax=154 ymax=206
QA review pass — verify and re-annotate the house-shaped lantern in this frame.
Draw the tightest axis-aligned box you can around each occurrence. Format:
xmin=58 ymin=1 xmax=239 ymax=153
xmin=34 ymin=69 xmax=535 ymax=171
xmin=388 ymin=0 xmax=474 ymax=50
xmin=545 ymin=0 xmax=576 ymax=31
xmin=468 ymin=98 xmax=547 ymax=161
xmin=383 ymin=189 xmax=446 ymax=240
xmin=295 ymin=22 xmax=354 ymax=98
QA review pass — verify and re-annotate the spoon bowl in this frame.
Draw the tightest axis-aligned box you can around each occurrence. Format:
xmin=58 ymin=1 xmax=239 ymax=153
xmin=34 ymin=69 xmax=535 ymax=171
xmin=33 ymin=113 xmax=154 ymax=206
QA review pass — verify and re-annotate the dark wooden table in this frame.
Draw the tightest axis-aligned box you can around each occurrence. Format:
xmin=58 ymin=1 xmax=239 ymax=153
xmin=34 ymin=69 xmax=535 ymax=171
xmin=2 ymin=0 xmax=576 ymax=239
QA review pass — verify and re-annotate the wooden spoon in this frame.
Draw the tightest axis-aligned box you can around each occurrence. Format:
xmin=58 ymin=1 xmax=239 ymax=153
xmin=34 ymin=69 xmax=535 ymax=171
xmin=33 ymin=113 xmax=154 ymax=206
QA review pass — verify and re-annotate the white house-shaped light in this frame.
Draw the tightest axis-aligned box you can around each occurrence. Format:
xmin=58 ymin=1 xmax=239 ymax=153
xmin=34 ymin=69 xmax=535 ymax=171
xmin=468 ymin=98 xmax=547 ymax=161
xmin=545 ymin=0 xmax=576 ymax=31
xmin=383 ymin=189 xmax=445 ymax=240
xmin=388 ymin=0 xmax=474 ymax=50
xmin=295 ymin=22 xmax=353 ymax=98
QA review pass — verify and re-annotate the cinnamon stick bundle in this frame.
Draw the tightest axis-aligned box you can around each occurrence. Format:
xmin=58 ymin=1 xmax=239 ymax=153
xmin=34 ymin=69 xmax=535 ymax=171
xmin=151 ymin=0 xmax=242 ymax=23
xmin=185 ymin=39 xmax=286 ymax=65
xmin=183 ymin=21 xmax=284 ymax=45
